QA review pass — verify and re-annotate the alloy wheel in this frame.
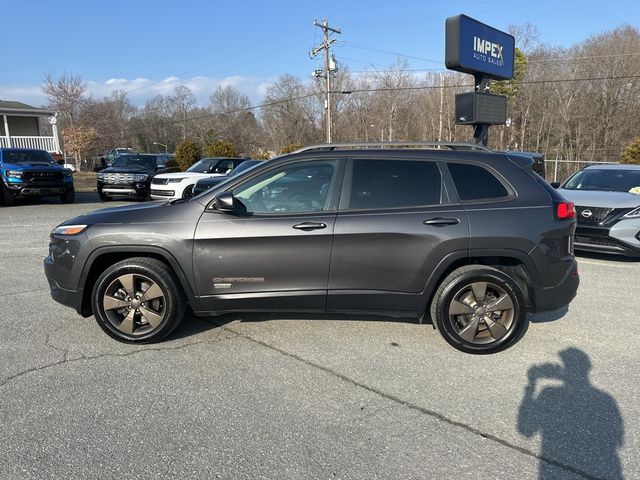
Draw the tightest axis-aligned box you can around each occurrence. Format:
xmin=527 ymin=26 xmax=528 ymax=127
xmin=447 ymin=281 xmax=515 ymax=345
xmin=102 ymin=273 xmax=166 ymax=336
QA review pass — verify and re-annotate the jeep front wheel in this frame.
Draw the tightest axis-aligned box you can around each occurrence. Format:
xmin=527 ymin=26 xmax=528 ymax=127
xmin=91 ymin=257 xmax=185 ymax=343
xmin=431 ymin=266 xmax=527 ymax=354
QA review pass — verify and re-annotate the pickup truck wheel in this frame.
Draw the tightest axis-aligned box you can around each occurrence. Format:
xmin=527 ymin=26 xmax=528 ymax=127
xmin=91 ymin=257 xmax=186 ymax=343
xmin=98 ymin=192 xmax=112 ymax=201
xmin=60 ymin=188 xmax=75 ymax=204
xmin=431 ymin=266 xmax=527 ymax=354
xmin=1 ymin=184 xmax=15 ymax=206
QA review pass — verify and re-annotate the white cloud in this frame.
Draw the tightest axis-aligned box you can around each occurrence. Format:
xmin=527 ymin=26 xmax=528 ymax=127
xmin=1 ymin=74 xmax=278 ymax=109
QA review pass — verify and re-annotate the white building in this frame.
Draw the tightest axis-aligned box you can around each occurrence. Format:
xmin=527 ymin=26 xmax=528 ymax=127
xmin=0 ymin=100 xmax=61 ymax=153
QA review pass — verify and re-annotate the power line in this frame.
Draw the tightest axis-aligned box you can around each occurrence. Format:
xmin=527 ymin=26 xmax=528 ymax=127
xmin=337 ymin=41 xmax=443 ymax=65
xmin=127 ymin=73 xmax=640 ymax=133
xmin=122 ymin=41 xmax=307 ymax=100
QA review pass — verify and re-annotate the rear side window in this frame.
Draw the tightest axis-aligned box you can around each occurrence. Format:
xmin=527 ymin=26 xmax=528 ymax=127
xmin=350 ymin=159 xmax=441 ymax=209
xmin=448 ymin=163 xmax=509 ymax=201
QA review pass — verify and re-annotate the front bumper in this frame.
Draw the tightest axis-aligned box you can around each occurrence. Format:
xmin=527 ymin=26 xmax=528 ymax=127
xmin=5 ymin=181 xmax=71 ymax=197
xmin=150 ymin=188 xmax=177 ymax=200
xmin=44 ymin=255 xmax=85 ymax=315
xmin=574 ymin=221 xmax=640 ymax=257
xmin=98 ymin=182 xmax=148 ymax=197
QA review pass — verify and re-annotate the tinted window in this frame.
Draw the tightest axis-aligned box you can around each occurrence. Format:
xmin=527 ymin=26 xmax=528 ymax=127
xmin=233 ymin=161 xmax=338 ymax=213
xmin=448 ymin=163 xmax=509 ymax=201
xmin=349 ymin=159 xmax=441 ymax=209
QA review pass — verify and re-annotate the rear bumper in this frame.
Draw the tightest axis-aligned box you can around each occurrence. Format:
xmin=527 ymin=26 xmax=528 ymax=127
xmin=531 ymin=258 xmax=579 ymax=312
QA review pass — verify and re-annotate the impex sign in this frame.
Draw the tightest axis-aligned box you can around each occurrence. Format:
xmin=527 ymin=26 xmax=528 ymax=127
xmin=445 ymin=14 xmax=515 ymax=80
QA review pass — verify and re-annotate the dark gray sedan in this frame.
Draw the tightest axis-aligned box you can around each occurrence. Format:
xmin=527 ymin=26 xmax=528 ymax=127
xmin=557 ymin=164 xmax=640 ymax=256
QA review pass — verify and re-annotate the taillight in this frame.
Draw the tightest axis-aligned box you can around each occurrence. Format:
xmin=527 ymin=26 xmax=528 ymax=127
xmin=555 ymin=202 xmax=576 ymax=220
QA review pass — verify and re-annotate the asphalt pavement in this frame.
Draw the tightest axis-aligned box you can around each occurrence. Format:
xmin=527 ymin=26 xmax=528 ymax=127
xmin=0 ymin=193 xmax=638 ymax=479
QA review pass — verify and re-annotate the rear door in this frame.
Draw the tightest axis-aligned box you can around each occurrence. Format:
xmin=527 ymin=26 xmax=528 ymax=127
xmin=327 ymin=156 xmax=469 ymax=311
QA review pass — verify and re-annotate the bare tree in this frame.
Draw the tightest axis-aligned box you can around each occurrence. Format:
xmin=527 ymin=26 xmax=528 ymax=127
xmin=42 ymin=72 xmax=87 ymax=128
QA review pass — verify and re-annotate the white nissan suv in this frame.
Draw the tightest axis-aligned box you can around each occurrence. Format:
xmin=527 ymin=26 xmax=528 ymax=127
xmin=150 ymin=157 xmax=247 ymax=200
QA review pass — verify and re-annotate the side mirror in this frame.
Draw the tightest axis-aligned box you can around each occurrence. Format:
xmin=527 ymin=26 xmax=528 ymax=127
xmin=550 ymin=182 xmax=561 ymax=188
xmin=213 ymin=191 xmax=235 ymax=213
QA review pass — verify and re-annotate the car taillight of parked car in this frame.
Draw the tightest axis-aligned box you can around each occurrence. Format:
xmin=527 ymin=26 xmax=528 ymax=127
xmin=555 ymin=201 xmax=576 ymax=220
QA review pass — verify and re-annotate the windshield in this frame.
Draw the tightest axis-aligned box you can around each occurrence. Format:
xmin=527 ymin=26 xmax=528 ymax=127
xmin=188 ymin=159 xmax=218 ymax=173
xmin=229 ymin=161 xmax=261 ymax=177
xmin=563 ymin=169 xmax=640 ymax=192
xmin=112 ymin=155 xmax=156 ymax=169
xmin=3 ymin=150 xmax=56 ymax=164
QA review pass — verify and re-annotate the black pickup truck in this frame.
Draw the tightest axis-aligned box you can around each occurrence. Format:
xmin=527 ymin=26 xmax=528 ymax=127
xmin=96 ymin=153 xmax=175 ymax=201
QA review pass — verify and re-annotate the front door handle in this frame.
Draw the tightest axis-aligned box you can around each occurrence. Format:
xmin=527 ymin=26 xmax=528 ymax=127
xmin=293 ymin=222 xmax=327 ymax=231
xmin=423 ymin=217 xmax=460 ymax=227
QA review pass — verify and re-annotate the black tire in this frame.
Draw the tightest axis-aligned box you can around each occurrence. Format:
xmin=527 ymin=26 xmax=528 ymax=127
xmin=430 ymin=265 xmax=527 ymax=354
xmin=1 ymin=184 xmax=15 ymax=206
xmin=98 ymin=191 xmax=112 ymax=202
xmin=91 ymin=257 xmax=186 ymax=343
xmin=61 ymin=188 xmax=75 ymax=204
xmin=182 ymin=184 xmax=194 ymax=198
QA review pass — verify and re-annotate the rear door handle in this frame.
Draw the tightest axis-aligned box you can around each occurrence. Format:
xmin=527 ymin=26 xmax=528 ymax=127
xmin=293 ymin=222 xmax=327 ymax=231
xmin=423 ymin=217 xmax=460 ymax=227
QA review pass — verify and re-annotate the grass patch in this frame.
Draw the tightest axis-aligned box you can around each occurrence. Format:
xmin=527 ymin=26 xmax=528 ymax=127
xmin=73 ymin=172 xmax=97 ymax=192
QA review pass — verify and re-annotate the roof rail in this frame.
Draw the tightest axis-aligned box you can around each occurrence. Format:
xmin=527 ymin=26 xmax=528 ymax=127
xmin=290 ymin=141 xmax=494 ymax=154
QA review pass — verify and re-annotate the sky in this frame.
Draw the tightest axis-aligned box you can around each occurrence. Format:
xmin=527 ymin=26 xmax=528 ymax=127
xmin=1 ymin=0 xmax=638 ymax=107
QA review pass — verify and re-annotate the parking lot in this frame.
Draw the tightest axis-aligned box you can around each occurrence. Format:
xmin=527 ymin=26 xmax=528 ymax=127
xmin=0 ymin=193 xmax=638 ymax=479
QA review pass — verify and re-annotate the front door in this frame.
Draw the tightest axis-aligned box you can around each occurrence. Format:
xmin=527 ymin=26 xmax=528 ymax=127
xmin=193 ymin=158 xmax=344 ymax=312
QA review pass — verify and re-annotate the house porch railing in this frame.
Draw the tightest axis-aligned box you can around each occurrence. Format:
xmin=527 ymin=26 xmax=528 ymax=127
xmin=0 ymin=135 xmax=58 ymax=152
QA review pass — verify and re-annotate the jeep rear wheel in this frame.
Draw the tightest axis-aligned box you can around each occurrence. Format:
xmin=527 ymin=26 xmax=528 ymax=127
xmin=431 ymin=266 xmax=527 ymax=354
xmin=91 ymin=257 xmax=185 ymax=343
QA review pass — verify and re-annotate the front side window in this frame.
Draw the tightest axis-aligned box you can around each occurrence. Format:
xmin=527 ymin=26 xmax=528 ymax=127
xmin=349 ymin=159 xmax=442 ymax=210
xmin=448 ymin=163 xmax=510 ymax=201
xmin=233 ymin=160 xmax=339 ymax=214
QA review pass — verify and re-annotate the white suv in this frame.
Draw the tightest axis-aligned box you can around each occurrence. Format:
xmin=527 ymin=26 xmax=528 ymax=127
xmin=150 ymin=158 xmax=246 ymax=200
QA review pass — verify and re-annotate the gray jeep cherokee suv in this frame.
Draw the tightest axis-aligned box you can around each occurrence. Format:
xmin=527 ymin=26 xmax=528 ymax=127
xmin=45 ymin=143 xmax=579 ymax=354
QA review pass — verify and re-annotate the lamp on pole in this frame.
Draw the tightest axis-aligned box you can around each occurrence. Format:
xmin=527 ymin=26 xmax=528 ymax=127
xmin=152 ymin=142 xmax=168 ymax=154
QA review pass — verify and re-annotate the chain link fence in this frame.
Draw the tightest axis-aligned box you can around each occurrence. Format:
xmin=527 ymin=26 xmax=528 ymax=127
xmin=545 ymin=159 xmax=619 ymax=183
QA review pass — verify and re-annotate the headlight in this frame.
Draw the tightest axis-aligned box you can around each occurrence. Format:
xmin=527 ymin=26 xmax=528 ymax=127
xmin=52 ymin=224 xmax=89 ymax=236
xmin=623 ymin=207 xmax=640 ymax=218
xmin=6 ymin=170 xmax=23 ymax=178
xmin=132 ymin=174 xmax=148 ymax=182
xmin=168 ymin=177 xmax=186 ymax=183
xmin=97 ymin=173 xmax=105 ymax=180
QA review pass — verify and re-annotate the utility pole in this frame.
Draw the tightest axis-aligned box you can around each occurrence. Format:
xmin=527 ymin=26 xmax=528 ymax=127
xmin=310 ymin=18 xmax=341 ymax=143
xmin=438 ymin=73 xmax=444 ymax=143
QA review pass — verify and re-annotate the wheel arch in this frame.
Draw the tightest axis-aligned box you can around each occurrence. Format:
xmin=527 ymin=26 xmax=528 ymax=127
xmin=418 ymin=249 xmax=540 ymax=320
xmin=78 ymin=246 xmax=200 ymax=317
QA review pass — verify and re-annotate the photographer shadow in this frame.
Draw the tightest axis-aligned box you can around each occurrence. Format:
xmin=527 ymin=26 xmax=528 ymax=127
xmin=518 ymin=348 xmax=624 ymax=479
